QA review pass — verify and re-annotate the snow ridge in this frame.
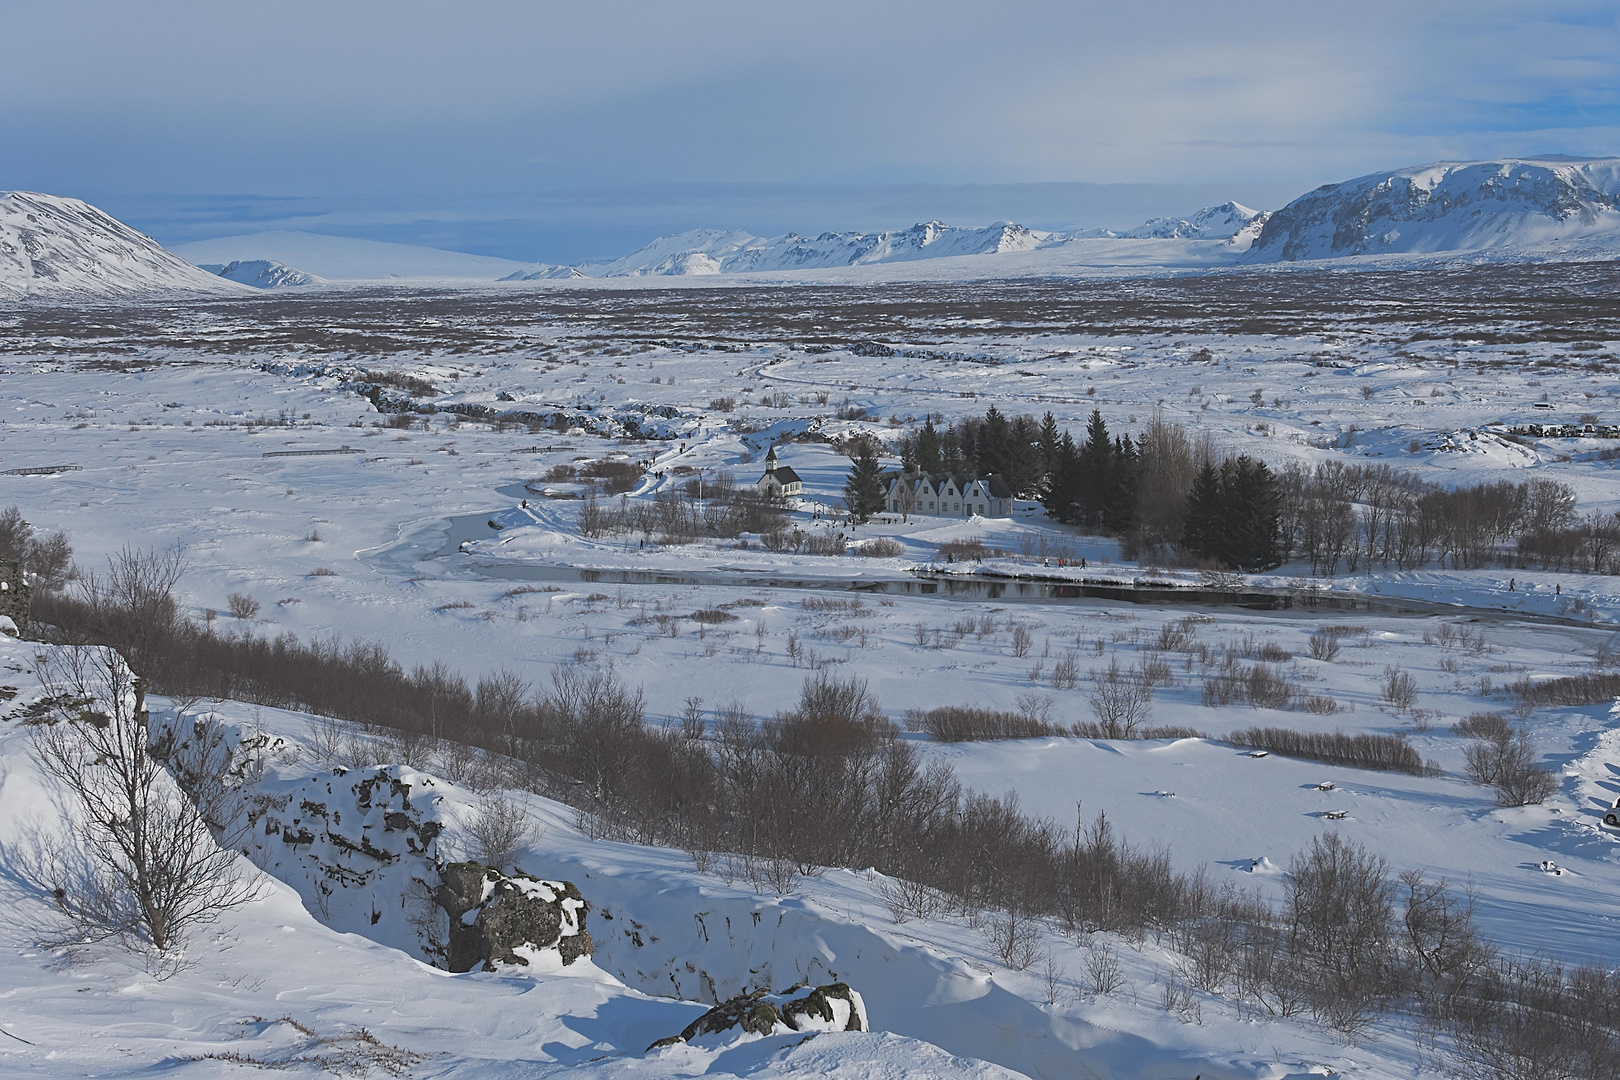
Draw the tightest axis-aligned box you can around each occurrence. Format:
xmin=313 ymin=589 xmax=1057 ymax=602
xmin=0 ymin=191 xmax=249 ymax=300
xmin=1247 ymin=157 xmax=1620 ymax=261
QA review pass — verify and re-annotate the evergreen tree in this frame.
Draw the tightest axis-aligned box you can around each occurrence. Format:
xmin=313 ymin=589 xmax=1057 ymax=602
xmin=842 ymin=442 xmax=887 ymax=524
xmin=980 ymin=406 xmax=1011 ymax=478
xmin=1006 ymin=414 xmax=1041 ymax=497
xmin=1103 ymin=434 xmax=1139 ymax=534
xmin=1041 ymin=432 xmax=1082 ymax=524
xmin=1224 ymin=456 xmax=1282 ymax=570
xmin=1181 ymin=459 xmax=1222 ymax=561
xmin=1037 ymin=412 xmax=1061 ymax=493
xmin=1077 ymin=410 xmax=1115 ymax=529
xmin=917 ymin=417 xmax=943 ymax=475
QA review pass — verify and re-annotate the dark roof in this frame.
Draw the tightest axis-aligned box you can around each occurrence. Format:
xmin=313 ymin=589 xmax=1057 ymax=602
xmin=885 ymin=471 xmax=1011 ymax=499
xmin=765 ymin=466 xmax=802 ymax=485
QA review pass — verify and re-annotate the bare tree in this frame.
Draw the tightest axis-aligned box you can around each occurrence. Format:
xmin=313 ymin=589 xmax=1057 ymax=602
xmin=461 ymin=790 xmax=539 ymax=870
xmin=30 ymin=645 xmax=257 ymax=956
xmin=1088 ymin=657 xmax=1153 ymax=738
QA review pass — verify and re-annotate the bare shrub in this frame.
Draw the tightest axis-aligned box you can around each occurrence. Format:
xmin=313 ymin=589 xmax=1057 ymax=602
xmin=1490 ymin=733 xmax=1559 ymax=806
xmin=30 ymin=645 xmax=258 ymax=955
xmin=1228 ymin=726 xmax=1436 ymax=776
xmin=1287 ymin=833 xmax=1393 ymax=1038
xmin=910 ymin=705 xmax=1059 ymax=742
xmin=461 ymin=790 xmax=540 ymax=870
xmin=983 ymin=908 xmax=1043 ymax=970
xmin=1088 ymin=657 xmax=1153 ymax=737
xmin=1381 ymin=666 xmax=1419 ymax=713
xmin=1307 ymin=626 xmax=1343 ymax=661
xmin=876 ymin=872 xmax=951 ymax=923
xmin=1455 ymin=712 xmax=1513 ymax=741
xmin=1010 ymin=624 xmax=1033 ymax=658
xmin=857 ymin=537 xmax=903 ymax=557
xmin=1508 ymin=671 xmax=1620 ymax=708
xmin=1050 ymin=651 xmax=1080 ymax=691
xmin=1303 ymin=693 xmax=1346 ymax=714
xmin=1401 ymin=869 xmax=1491 ymax=1006
xmin=1084 ymin=937 xmax=1126 ymax=996
xmin=1460 ymin=717 xmax=1558 ymax=805
xmin=226 ymin=592 xmax=260 ymax=620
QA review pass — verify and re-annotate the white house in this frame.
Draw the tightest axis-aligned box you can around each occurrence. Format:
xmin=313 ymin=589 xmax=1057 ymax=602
xmin=886 ymin=472 xmax=1013 ymax=518
xmin=756 ymin=445 xmax=803 ymax=498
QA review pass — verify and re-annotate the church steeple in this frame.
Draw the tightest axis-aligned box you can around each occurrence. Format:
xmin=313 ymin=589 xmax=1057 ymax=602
xmin=764 ymin=445 xmax=779 ymax=473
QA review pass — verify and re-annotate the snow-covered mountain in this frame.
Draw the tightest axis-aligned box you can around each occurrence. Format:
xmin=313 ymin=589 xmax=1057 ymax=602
xmin=0 ymin=191 xmax=249 ymax=300
xmin=532 ymin=220 xmax=1060 ymax=279
xmin=1115 ymin=201 xmax=1261 ymax=240
xmin=1248 ymin=157 xmax=1620 ymax=261
xmin=198 ymin=259 xmax=322 ymax=288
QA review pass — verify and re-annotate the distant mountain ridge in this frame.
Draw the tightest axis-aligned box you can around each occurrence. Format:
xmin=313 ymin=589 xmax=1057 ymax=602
xmin=0 ymin=191 xmax=246 ymax=299
xmin=1247 ymin=157 xmax=1620 ymax=261
xmin=502 ymin=208 xmax=1263 ymax=281
xmin=10 ymin=157 xmax=1620 ymax=299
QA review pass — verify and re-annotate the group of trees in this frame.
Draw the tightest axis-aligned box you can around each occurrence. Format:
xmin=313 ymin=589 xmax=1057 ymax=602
xmin=1275 ymin=463 xmax=1604 ymax=576
xmin=897 ymin=409 xmax=1283 ymax=570
xmin=0 ymin=505 xmax=73 ymax=589
xmin=894 ymin=410 xmax=1620 ymax=577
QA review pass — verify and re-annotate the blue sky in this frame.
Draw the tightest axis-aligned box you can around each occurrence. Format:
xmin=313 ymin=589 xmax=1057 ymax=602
xmin=3 ymin=1 xmax=1616 ymax=263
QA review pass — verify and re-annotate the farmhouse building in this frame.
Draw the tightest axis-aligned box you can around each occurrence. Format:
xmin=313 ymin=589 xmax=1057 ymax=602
xmin=755 ymin=446 xmax=803 ymax=498
xmin=886 ymin=472 xmax=1013 ymax=518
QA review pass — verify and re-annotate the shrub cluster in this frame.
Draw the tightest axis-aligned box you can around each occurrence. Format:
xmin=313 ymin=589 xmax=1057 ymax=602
xmin=1227 ymin=727 xmax=1439 ymax=776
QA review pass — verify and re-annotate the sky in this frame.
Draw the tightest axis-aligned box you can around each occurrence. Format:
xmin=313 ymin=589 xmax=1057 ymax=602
xmin=3 ymin=1 xmax=1617 ymax=263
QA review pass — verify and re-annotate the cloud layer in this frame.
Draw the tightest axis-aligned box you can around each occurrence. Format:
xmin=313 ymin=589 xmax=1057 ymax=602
xmin=3 ymin=1 xmax=1615 ymax=259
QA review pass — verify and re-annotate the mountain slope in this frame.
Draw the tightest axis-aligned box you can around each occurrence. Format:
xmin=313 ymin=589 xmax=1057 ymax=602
xmin=1248 ymin=157 xmax=1620 ymax=261
xmin=0 ymin=191 xmax=249 ymax=300
xmin=173 ymin=231 xmax=533 ymax=281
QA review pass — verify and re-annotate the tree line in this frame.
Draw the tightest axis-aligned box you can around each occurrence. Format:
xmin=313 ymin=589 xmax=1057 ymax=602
xmin=896 ymin=412 xmax=1620 ymax=576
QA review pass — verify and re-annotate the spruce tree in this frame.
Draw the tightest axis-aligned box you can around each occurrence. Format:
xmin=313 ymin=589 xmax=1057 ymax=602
xmin=1042 ymin=431 xmax=1082 ymax=524
xmin=1181 ymin=459 xmax=1222 ymax=562
xmin=1078 ymin=410 xmax=1114 ymax=530
xmin=917 ymin=417 xmax=943 ymax=475
xmin=1037 ymin=412 xmax=1061 ymax=493
xmin=980 ymin=405 xmax=1011 ymax=478
xmin=843 ymin=442 xmax=887 ymax=524
xmin=1104 ymin=434 xmax=1139 ymax=534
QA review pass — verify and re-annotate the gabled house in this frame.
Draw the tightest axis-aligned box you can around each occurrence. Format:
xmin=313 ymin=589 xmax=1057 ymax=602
xmin=886 ymin=471 xmax=1012 ymax=518
xmin=756 ymin=445 xmax=803 ymax=498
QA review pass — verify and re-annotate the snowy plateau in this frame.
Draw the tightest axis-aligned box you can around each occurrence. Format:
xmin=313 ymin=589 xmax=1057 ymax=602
xmin=6 ymin=161 xmax=1620 ymax=1080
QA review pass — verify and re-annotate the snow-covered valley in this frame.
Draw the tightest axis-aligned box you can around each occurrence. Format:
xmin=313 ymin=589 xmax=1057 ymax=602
xmin=4 ymin=260 xmax=1620 ymax=1078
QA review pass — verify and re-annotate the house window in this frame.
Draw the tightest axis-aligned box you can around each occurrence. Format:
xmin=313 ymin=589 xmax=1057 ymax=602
xmin=979 ymin=504 xmax=985 ymax=513
xmin=928 ymin=501 xmax=934 ymax=509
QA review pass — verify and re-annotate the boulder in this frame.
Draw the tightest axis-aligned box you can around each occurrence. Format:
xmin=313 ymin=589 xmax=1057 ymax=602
xmin=648 ymin=982 xmax=866 ymax=1051
xmin=436 ymin=862 xmax=591 ymax=973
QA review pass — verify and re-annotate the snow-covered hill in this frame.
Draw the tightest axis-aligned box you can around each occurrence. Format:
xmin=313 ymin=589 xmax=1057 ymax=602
xmin=173 ymin=231 xmax=533 ymax=282
xmin=198 ymin=258 xmax=322 ymax=288
xmin=0 ymin=191 xmax=249 ymax=300
xmin=1248 ymin=157 xmax=1620 ymax=261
